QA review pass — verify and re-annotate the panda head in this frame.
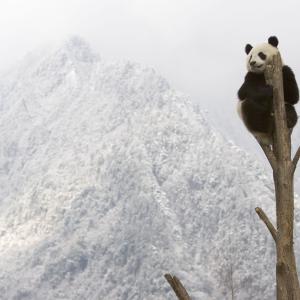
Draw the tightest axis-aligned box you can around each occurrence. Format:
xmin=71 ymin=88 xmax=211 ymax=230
xmin=245 ymin=36 xmax=279 ymax=73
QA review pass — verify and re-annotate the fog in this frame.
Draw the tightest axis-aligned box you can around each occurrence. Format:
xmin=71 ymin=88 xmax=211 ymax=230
xmin=0 ymin=0 xmax=299 ymax=148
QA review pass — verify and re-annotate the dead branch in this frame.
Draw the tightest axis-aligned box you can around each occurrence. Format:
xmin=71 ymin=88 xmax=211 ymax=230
xmin=255 ymin=207 xmax=277 ymax=242
xmin=164 ymin=274 xmax=191 ymax=300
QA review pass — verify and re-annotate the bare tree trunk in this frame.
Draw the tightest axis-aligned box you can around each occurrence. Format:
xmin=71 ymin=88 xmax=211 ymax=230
xmin=256 ymin=53 xmax=300 ymax=300
xmin=163 ymin=53 xmax=300 ymax=300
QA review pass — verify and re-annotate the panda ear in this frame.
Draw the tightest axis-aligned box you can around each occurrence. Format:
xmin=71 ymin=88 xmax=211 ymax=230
xmin=245 ymin=44 xmax=253 ymax=54
xmin=268 ymin=36 xmax=279 ymax=47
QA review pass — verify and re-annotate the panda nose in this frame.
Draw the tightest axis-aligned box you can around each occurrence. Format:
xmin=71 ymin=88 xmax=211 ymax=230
xmin=250 ymin=61 xmax=256 ymax=66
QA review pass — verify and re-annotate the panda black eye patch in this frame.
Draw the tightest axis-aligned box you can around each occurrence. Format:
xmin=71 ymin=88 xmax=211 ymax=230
xmin=258 ymin=52 xmax=267 ymax=60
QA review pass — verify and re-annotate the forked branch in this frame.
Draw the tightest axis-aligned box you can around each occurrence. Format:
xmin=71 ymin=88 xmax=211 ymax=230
xmin=257 ymin=141 xmax=277 ymax=171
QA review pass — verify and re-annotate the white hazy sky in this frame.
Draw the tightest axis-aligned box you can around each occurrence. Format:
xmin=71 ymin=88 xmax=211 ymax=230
xmin=0 ymin=0 xmax=299 ymax=144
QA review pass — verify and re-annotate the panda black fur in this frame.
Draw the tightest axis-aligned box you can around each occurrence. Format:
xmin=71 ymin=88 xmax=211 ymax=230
xmin=237 ymin=36 xmax=299 ymax=145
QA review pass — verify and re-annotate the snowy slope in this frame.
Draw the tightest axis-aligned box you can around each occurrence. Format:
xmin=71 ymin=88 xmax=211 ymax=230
xmin=0 ymin=37 xmax=296 ymax=299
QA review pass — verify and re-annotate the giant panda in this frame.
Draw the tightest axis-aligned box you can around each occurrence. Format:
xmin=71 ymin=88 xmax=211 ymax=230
xmin=237 ymin=36 xmax=299 ymax=145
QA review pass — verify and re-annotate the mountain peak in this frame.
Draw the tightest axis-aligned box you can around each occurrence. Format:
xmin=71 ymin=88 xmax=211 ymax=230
xmin=58 ymin=35 xmax=99 ymax=63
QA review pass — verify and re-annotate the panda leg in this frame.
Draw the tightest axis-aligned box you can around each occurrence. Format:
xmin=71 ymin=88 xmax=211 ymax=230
xmin=285 ymin=103 xmax=298 ymax=128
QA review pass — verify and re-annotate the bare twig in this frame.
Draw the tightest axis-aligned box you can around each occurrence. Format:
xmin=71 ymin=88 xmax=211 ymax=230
xmin=164 ymin=274 xmax=191 ymax=300
xmin=255 ymin=207 xmax=277 ymax=242
xmin=292 ymin=146 xmax=300 ymax=174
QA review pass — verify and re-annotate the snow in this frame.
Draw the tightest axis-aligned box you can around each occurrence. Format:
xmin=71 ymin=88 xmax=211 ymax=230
xmin=0 ymin=37 xmax=297 ymax=299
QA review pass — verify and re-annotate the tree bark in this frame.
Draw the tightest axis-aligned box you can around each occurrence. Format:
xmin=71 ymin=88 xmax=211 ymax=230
xmin=257 ymin=53 xmax=300 ymax=300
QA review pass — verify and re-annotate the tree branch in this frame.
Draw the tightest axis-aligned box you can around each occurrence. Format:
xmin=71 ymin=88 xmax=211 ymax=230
xmin=255 ymin=207 xmax=277 ymax=242
xmin=164 ymin=274 xmax=191 ymax=300
xmin=292 ymin=146 xmax=300 ymax=174
xmin=256 ymin=141 xmax=277 ymax=171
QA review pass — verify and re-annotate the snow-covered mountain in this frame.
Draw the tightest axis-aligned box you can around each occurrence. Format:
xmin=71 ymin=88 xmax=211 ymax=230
xmin=0 ymin=36 xmax=296 ymax=299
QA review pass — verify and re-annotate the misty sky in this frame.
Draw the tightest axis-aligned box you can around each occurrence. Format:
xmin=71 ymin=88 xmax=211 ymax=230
xmin=0 ymin=0 xmax=299 ymax=149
